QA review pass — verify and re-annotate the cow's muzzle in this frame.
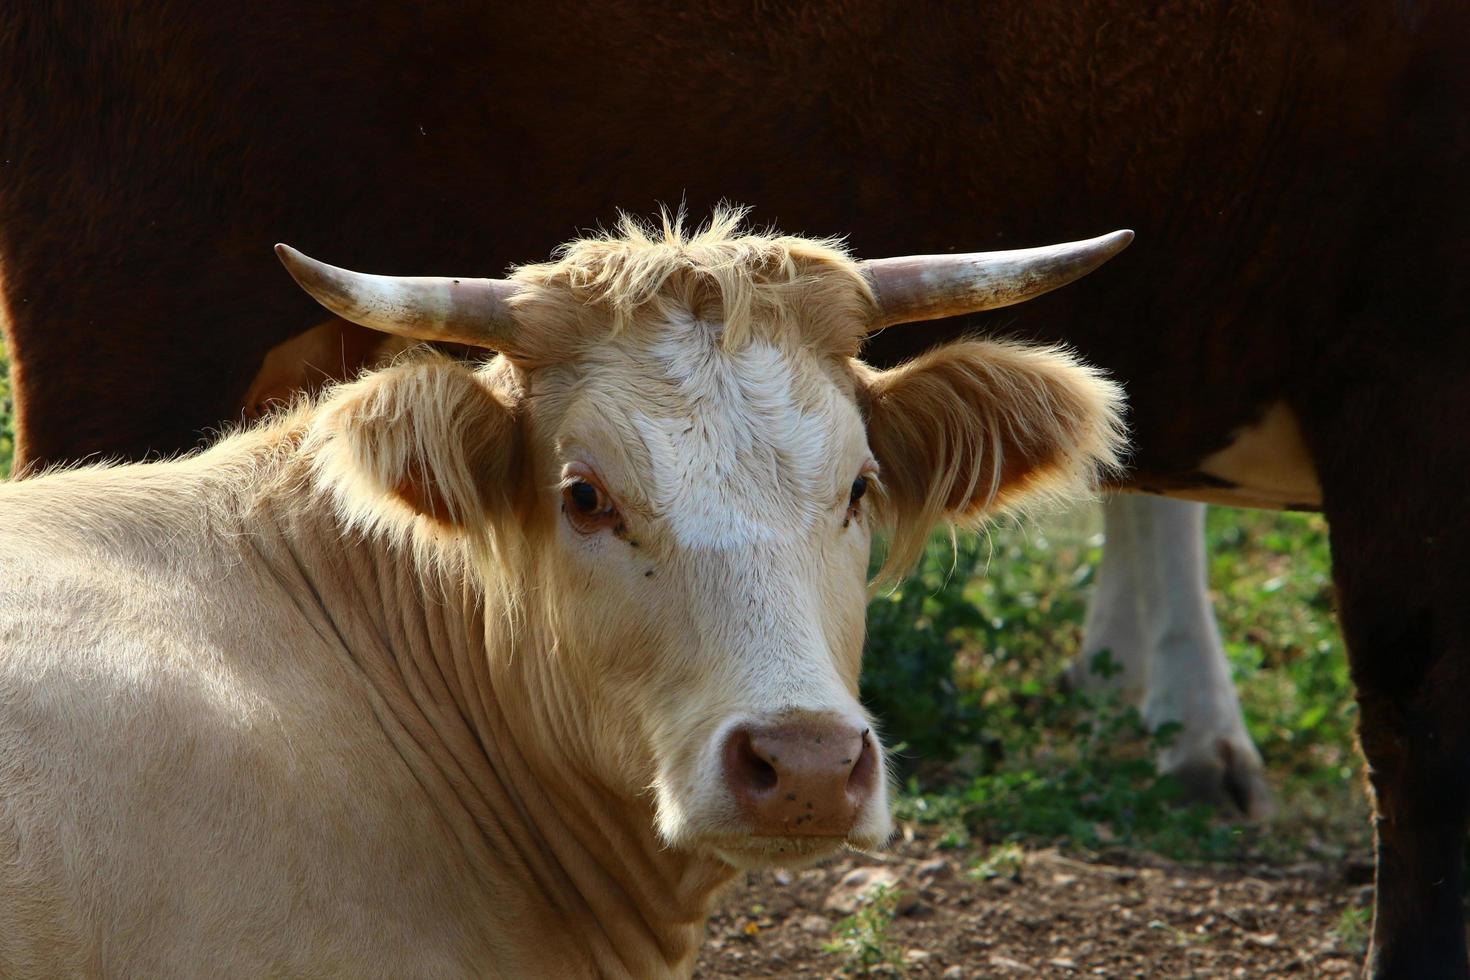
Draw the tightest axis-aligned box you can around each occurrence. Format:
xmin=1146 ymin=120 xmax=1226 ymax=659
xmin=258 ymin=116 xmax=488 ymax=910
xmin=722 ymin=717 xmax=878 ymax=837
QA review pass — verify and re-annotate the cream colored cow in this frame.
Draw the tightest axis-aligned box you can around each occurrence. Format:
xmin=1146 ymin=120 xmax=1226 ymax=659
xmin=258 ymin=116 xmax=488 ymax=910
xmin=0 ymin=211 xmax=1127 ymax=978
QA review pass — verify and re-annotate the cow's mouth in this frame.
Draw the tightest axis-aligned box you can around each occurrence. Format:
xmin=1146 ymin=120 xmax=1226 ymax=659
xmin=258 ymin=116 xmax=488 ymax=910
xmin=705 ymin=828 xmax=891 ymax=870
xmin=709 ymin=835 xmax=848 ymax=870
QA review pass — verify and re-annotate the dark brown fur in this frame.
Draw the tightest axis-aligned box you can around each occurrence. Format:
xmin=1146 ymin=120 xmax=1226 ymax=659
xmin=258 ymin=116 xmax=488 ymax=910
xmin=2 ymin=3 xmax=1468 ymax=975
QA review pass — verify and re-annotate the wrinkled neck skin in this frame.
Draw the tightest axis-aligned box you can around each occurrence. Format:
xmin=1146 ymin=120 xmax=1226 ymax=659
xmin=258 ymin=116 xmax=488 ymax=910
xmin=252 ymin=490 xmax=735 ymax=978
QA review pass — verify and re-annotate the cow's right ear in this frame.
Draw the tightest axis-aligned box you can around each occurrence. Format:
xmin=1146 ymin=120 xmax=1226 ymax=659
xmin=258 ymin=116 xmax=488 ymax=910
xmin=859 ymin=339 xmax=1127 ymax=578
xmin=309 ymin=355 xmax=521 ymax=540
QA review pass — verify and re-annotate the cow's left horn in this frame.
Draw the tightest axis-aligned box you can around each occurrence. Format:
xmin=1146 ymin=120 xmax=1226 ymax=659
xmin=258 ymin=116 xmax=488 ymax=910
xmin=275 ymin=244 xmax=519 ymax=348
xmin=860 ymin=230 xmax=1134 ymax=330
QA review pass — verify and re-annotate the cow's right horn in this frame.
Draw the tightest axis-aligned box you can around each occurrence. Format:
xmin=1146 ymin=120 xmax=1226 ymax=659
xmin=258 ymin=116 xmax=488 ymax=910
xmin=860 ymin=230 xmax=1134 ymax=330
xmin=275 ymin=245 xmax=520 ymax=349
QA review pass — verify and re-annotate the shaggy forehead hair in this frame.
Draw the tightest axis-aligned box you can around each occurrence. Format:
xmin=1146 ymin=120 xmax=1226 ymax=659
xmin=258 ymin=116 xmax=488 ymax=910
xmin=506 ymin=207 xmax=876 ymax=356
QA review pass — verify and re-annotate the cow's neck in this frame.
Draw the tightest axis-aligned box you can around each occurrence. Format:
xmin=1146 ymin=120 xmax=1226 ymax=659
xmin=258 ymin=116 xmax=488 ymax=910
xmin=268 ymin=500 xmax=734 ymax=976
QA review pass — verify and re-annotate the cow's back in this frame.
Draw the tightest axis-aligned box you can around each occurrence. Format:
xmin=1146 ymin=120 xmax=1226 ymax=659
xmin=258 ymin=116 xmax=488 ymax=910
xmin=2 ymin=1 xmax=1464 ymax=476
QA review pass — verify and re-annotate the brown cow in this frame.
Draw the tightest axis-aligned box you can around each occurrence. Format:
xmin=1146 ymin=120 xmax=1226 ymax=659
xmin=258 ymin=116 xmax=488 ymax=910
xmin=0 ymin=215 xmax=1125 ymax=977
xmin=1 ymin=3 xmax=1467 ymax=976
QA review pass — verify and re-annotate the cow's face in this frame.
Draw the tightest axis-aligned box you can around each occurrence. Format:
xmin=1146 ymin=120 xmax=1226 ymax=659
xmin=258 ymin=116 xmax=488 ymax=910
xmin=522 ymin=312 xmax=888 ymax=866
xmin=503 ymin=297 xmax=1124 ymax=867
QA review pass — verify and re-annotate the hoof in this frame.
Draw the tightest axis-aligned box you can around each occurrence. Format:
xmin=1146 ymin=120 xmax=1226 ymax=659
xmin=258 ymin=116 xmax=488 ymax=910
xmin=1164 ymin=736 xmax=1274 ymax=822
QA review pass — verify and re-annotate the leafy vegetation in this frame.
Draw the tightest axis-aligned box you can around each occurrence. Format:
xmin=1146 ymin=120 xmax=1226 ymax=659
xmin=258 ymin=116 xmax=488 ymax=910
xmin=865 ymin=505 xmax=1367 ymax=864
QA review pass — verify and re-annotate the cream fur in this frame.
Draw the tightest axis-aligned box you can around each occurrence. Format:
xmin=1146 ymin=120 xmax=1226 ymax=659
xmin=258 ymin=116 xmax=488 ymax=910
xmin=0 ymin=213 xmax=1126 ymax=977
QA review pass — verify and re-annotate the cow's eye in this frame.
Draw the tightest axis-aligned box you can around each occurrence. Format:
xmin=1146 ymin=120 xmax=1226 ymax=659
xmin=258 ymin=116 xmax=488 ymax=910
xmin=844 ymin=472 xmax=873 ymax=528
xmin=562 ymin=477 xmax=619 ymax=533
xmin=567 ymin=480 xmax=602 ymax=514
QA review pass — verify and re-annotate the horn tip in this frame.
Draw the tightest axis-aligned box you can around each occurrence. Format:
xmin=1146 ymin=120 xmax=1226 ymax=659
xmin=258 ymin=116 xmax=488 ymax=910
xmin=274 ymin=244 xmax=320 ymax=289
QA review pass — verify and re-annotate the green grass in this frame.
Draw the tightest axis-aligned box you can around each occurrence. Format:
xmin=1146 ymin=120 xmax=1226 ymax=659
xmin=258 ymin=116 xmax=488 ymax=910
xmin=1333 ymin=905 xmax=1372 ymax=955
xmin=0 ymin=335 xmax=1363 ymax=861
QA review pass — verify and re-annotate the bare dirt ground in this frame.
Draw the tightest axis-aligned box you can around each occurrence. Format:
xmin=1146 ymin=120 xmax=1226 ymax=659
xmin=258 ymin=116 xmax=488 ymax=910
xmin=696 ymin=831 xmax=1372 ymax=978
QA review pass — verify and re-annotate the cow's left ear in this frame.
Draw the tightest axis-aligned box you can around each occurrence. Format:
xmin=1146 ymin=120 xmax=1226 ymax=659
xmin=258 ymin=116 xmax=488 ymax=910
xmin=860 ymin=339 xmax=1127 ymax=574
xmin=309 ymin=354 xmax=522 ymax=541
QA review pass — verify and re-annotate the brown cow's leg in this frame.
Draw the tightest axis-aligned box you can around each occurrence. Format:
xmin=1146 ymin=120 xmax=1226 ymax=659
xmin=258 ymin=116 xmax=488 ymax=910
xmin=1320 ymin=451 xmax=1470 ymax=977
xmin=1354 ymin=685 xmax=1470 ymax=979
xmin=1299 ymin=362 xmax=1470 ymax=979
xmin=1335 ymin=553 xmax=1470 ymax=980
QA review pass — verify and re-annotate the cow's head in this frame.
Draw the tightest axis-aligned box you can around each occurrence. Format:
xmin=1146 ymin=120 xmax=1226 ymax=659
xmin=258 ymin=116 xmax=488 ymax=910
xmin=282 ymin=210 xmax=1128 ymax=868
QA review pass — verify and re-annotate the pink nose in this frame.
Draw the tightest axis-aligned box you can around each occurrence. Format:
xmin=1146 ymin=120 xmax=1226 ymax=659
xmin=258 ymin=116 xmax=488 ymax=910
xmin=723 ymin=720 xmax=877 ymax=836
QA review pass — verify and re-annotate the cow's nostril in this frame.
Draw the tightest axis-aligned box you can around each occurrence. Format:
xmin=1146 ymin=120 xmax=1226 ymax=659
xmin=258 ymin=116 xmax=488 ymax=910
xmin=726 ymin=729 xmax=779 ymax=796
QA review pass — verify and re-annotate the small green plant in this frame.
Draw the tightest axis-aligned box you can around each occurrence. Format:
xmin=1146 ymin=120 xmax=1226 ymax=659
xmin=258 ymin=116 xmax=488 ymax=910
xmin=1333 ymin=905 xmax=1371 ymax=954
xmin=1148 ymin=918 xmax=1210 ymax=947
xmin=1087 ymin=647 xmax=1124 ymax=681
xmin=823 ymin=884 xmax=906 ymax=976
xmin=970 ymin=841 xmax=1025 ymax=881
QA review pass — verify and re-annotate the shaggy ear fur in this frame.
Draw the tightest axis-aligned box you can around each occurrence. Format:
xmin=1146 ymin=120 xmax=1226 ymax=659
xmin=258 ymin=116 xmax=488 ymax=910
xmin=862 ymin=339 xmax=1127 ymax=577
xmin=308 ymin=355 xmax=521 ymax=550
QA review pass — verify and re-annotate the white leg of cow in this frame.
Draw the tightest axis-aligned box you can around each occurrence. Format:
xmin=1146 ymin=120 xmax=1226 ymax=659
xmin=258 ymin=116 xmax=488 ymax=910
xmin=1070 ymin=495 xmax=1150 ymax=703
xmin=1078 ymin=495 xmax=1273 ymax=820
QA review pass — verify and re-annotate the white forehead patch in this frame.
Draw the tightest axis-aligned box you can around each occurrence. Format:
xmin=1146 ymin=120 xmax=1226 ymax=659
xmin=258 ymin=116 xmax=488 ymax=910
xmin=632 ymin=315 xmax=839 ymax=550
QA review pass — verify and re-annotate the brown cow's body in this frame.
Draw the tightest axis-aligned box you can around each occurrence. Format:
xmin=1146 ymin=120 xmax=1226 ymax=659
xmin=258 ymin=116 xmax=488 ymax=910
xmin=2 ymin=3 xmax=1468 ymax=976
